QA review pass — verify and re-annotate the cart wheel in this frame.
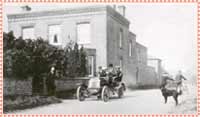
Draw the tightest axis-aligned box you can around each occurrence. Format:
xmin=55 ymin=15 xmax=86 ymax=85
xmin=101 ymin=86 xmax=109 ymax=102
xmin=76 ymin=86 xmax=85 ymax=101
xmin=122 ymin=83 xmax=126 ymax=91
xmin=118 ymin=87 xmax=124 ymax=98
xmin=97 ymin=95 xmax=101 ymax=100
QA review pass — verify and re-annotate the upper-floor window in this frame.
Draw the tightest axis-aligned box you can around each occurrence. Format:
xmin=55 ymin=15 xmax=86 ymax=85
xmin=22 ymin=26 xmax=35 ymax=39
xmin=129 ymin=41 xmax=132 ymax=57
xmin=48 ymin=25 xmax=61 ymax=45
xmin=137 ymin=49 xmax=141 ymax=63
xmin=119 ymin=28 xmax=123 ymax=48
xmin=77 ymin=23 xmax=91 ymax=45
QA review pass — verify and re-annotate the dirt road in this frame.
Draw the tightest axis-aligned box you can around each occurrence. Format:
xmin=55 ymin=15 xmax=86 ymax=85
xmin=10 ymin=85 xmax=196 ymax=114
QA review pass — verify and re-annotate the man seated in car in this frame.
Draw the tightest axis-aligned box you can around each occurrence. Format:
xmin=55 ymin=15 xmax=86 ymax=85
xmin=98 ymin=66 xmax=107 ymax=78
xmin=113 ymin=66 xmax=123 ymax=86
xmin=115 ymin=66 xmax=123 ymax=82
xmin=107 ymin=64 xmax=116 ymax=86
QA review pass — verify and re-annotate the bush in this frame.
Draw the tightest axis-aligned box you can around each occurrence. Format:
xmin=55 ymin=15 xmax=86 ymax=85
xmin=3 ymin=31 xmax=15 ymax=51
xmin=3 ymin=95 xmax=62 ymax=112
xmin=3 ymin=31 xmax=88 ymax=80
xmin=12 ymin=49 xmax=31 ymax=79
xmin=3 ymin=50 xmax=13 ymax=77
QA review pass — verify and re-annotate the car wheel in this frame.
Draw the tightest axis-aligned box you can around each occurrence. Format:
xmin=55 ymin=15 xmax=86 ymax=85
xmin=76 ymin=86 xmax=86 ymax=101
xmin=101 ymin=86 xmax=110 ymax=102
xmin=118 ymin=87 xmax=124 ymax=98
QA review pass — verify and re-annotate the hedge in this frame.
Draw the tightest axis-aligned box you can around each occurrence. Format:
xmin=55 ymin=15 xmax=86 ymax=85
xmin=3 ymin=31 xmax=88 ymax=80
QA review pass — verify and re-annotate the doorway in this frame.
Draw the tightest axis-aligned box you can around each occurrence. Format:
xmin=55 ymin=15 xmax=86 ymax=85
xmin=88 ymin=56 xmax=94 ymax=77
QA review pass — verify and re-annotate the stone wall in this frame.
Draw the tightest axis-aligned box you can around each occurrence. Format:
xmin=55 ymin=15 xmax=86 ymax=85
xmin=4 ymin=77 xmax=89 ymax=96
xmin=3 ymin=78 xmax=32 ymax=96
xmin=55 ymin=78 xmax=89 ymax=92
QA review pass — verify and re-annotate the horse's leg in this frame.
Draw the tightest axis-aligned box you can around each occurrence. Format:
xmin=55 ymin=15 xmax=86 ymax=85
xmin=164 ymin=96 xmax=168 ymax=104
xmin=173 ymin=94 xmax=178 ymax=105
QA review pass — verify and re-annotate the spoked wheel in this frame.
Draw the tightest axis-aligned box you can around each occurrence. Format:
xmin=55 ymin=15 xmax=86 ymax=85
xmin=76 ymin=86 xmax=86 ymax=101
xmin=97 ymin=95 xmax=101 ymax=100
xmin=118 ymin=87 xmax=124 ymax=98
xmin=122 ymin=83 xmax=126 ymax=91
xmin=101 ymin=86 xmax=110 ymax=102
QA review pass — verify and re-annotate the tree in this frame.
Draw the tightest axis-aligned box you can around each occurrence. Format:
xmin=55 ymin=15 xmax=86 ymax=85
xmin=79 ymin=46 xmax=87 ymax=77
xmin=3 ymin=31 xmax=15 ymax=50
xmin=12 ymin=49 xmax=30 ymax=79
xmin=3 ymin=31 xmax=88 ymax=80
xmin=3 ymin=49 xmax=13 ymax=77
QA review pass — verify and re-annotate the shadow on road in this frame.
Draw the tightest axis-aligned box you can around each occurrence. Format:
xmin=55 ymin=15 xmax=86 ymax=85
xmin=84 ymin=94 xmax=138 ymax=102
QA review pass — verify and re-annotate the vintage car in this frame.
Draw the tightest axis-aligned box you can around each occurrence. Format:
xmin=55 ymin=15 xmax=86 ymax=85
xmin=76 ymin=76 xmax=126 ymax=102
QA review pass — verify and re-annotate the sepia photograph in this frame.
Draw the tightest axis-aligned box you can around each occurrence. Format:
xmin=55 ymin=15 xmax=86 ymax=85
xmin=3 ymin=3 xmax=197 ymax=114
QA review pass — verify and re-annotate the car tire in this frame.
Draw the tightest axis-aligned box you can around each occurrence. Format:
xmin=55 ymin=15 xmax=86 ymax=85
xmin=118 ymin=87 xmax=124 ymax=98
xmin=76 ymin=86 xmax=85 ymax=101
xmin=101 ymin=86 xmax=109 ymax=102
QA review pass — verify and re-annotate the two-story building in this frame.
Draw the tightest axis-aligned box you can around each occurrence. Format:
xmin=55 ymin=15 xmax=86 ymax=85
xmin=7 ymin=5 xmax=158 ymax=87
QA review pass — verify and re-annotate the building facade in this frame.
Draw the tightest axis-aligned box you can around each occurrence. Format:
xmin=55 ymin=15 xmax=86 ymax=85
xmin=148 ymin=58 xmax=162 ymax=85
xmin=7 ymin=5 xmax=158 ymax=87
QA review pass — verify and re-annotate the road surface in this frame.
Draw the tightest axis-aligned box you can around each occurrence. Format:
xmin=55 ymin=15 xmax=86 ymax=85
xmin=10 ymin=84 xmax=196 ymax=114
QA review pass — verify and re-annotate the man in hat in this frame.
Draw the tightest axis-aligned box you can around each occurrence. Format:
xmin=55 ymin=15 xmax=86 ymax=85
xmin=46 ymin=66 xmax=57 ymax=96
xmin=175 ymin=70 xmax=187 ymax=94
xmin=98 ymin=66 xmax=107 ymax=78
xmin=113 ymin=66 xmax=123 ymax=87
xmin=107 ymin=64 xmax=116 ymax=85
xmin=115 ymin=66 xmax=123 ymax=82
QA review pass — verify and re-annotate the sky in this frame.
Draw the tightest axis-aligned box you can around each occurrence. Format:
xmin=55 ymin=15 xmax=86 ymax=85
xmin=3 ymin=3 xmax=197 ymax=78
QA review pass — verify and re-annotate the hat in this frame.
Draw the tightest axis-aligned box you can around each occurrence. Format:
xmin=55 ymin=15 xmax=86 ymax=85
xmin=108 ymin=64 xmax=113 ymax=67
xmin=102 ymin=67 xmax=107 ymax=70
xmin=115 ymin=66 xmax=120 ymax=69
xmin=162 ymin=72 xmax=169 ymax=77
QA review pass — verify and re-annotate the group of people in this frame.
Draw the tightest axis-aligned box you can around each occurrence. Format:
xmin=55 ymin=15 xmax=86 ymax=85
xmin=97 ymin=64 xmax=123 ymax=86
xmin=45 ymin=64 xmax=123 ymax=95
xmin=161 ymin=70 xmax=187 ymax=94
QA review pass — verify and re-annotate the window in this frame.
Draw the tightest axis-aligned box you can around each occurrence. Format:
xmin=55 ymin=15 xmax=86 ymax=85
xmin=137 ymin=49 xmax=141 ymax=63
xmin=88 ymin=56 xmax=94 ymax=76
xmin=119 ymin=29 xmax=123 ymax=48
xmin=136 ymin=67 xmax=139 ymax=82
xmin=129 ymin=41 xmax=132 ymax=57
xmin=120 ymin=58 xmax=123 ymax=68
xmin=48 ymin=25 xmax=61 ymax=45
xmin=77 ymin=23 xmax=91 ymax=45
xmin=22 ymin=27 xmax=35 ymax=39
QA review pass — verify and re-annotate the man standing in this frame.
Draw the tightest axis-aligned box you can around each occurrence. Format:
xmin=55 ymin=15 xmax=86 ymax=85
xmin=46 ymin=66 xmax=56 ymax=96
xmin=175 ymin=70 xmax=187 ymax=94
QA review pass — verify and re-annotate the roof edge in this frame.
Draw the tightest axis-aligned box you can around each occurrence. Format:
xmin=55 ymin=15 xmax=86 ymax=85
xmin=7 ymin=5 xmax=108 ymax=20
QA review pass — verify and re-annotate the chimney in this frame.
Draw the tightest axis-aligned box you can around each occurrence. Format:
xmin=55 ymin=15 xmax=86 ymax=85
xmin=112 ymin=5 xmax=116 ymax=10
xmin=117 ymin=5 xmax=126 ymax=17
xmin=21 ymin=5 xmax=31 ymax=12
